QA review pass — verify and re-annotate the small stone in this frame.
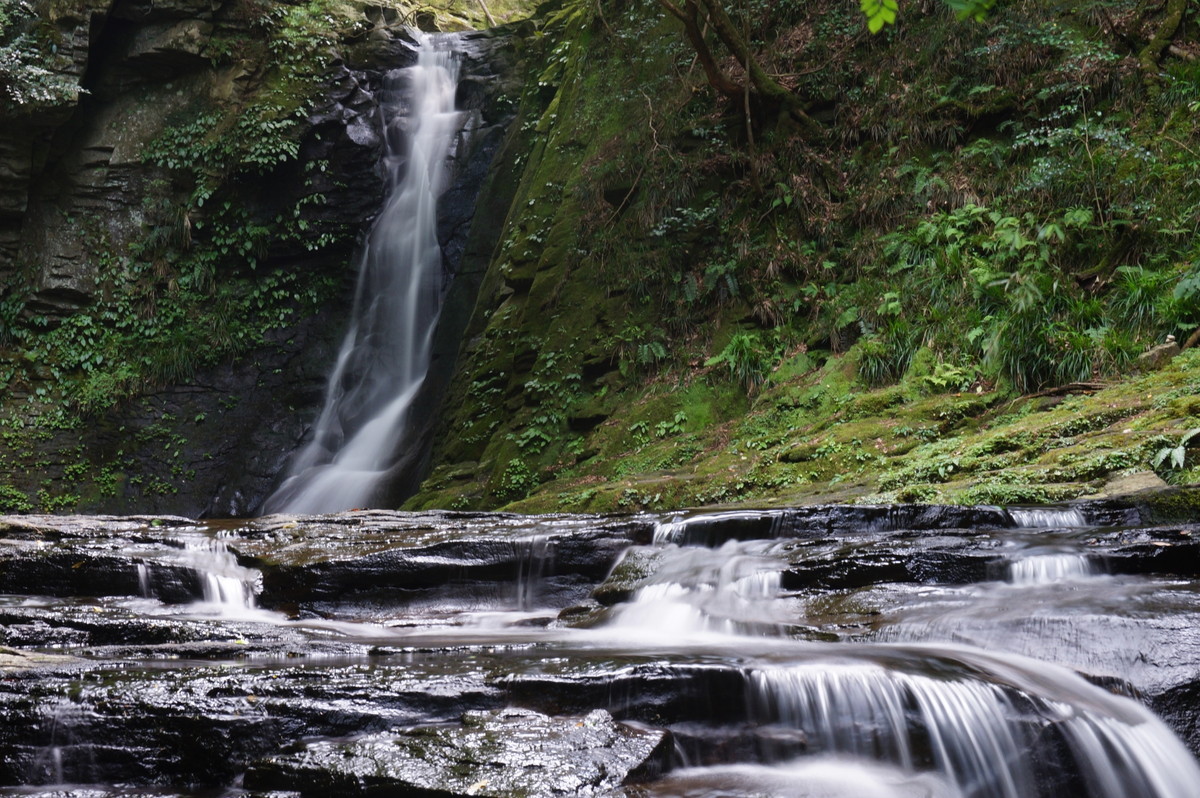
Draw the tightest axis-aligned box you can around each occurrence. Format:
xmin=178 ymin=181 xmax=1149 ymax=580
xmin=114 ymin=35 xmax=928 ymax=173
xmin=1091 ymin=470 xmax=1169 ymax=498
xmin=1134 ymin=341 xmax=1180 ymax=372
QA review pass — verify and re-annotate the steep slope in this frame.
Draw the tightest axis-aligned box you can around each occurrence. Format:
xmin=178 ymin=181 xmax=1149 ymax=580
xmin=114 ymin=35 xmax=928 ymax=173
xmin=407 ymin=0 xmax=1200 ymax=512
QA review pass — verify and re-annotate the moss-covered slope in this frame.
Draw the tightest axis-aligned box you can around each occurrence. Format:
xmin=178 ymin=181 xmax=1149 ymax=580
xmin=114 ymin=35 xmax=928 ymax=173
xmin=407 ymin=0 xmax=1200 ymax=513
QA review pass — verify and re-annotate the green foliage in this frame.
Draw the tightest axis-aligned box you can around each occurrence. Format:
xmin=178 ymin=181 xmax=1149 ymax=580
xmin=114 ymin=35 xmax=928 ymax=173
xmin=860 ymin=0 xmax=898 ymax=34
xmin=0 ymin=484 xmax=32 ymax=513
xmin=496 ymin=458 xmax=538 ymax=502
xmin=507 ymin=347 xmax=582 ymax=454
xmin=144 ymin=104 xmax=306 ymax=205
xmin=863 ymin=0 xmax=995 ymax=31
xmin=706 ymin=332 xmax=771 ymax=392
xmin=0 ymin=1 xmax=80 ymax=112
xmin=1152 ymin=428 xmax=1200 ymax=476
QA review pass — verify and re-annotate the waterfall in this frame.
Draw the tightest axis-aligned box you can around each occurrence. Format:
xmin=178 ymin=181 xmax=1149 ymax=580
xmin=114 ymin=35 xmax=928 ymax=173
xmin=1009 ymin=507 xmax=1089 ymax=528
xmin=263 ymin=34 xmax=464 ymax=514
xmin=1007 ymin=551 xmax=1098 ymax=584
xmin=182 ymin=535 xmax=262 ymax=614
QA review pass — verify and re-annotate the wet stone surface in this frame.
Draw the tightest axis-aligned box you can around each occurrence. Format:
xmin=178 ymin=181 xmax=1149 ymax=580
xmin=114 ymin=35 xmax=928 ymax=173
xmin=0 ymin=503 xmax=1199 ymax=795
xmin=245 ymin=708 xmax=671 ymax=796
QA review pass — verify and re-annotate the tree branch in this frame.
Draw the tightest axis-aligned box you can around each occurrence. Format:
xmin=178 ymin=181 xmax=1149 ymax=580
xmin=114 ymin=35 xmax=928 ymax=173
xmin=694 ymin=0 xmax=820 ymax=133
xmin=658 ymin=0 xmax=744 ymax=98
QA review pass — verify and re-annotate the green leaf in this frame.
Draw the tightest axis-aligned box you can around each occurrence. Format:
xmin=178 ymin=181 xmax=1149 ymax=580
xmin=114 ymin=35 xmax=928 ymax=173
xmin=861 ymin=0 xmax=899 ymax=32
xmin=1171 ymin=446 xmax=1186 ymax=470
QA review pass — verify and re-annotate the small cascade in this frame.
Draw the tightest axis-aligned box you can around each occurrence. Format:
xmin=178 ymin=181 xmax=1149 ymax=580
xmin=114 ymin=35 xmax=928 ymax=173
xmin=1007 ymin=552 xmax=1098 ymax=584
xmin=652 ymin=515 xmax=687 ymax=546
xmin=742 ymin=657 xmax=1200 ymax=798
xmin=607 ymin=539 xmax=787 ymax=636
xmin=263 ymin=33 xmax=466 ymax=514
xmin=181 ymin=534 xmax=261 ymax=614
xmin=748 ymin=665 xmax=1033 ymax=795
xmin=29 ymin=699 xmax=95 ymax=785
xmin=1009 ymin=507 xmax=1089 ymax=528
xmin=651 ymin=511 xmax=786 ymax=547
xmin=136 ymin=562 xmax=151 ymax=597
xmin=513 ymin=535 xmax=552 ymax=610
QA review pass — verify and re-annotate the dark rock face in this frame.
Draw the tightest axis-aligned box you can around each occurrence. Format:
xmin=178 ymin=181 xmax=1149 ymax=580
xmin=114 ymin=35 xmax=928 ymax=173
xmin=0 ymin=1 xmax=523 ymax=517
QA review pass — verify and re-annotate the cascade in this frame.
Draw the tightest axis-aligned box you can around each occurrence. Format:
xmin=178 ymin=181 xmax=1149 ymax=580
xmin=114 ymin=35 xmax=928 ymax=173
xmin=598 ymin=526 xmax=1200 ymax=798
xmin=513 ymin=534 xmax=552 ymax=611
xmin=263 ymin=33 xmax=465 ymax=514
xmin=4 ymin=507 xmax=1200 ymax=795
xmin=181 ymin=533 xmax=262 ymax=614
xmin=1009 ymin=507 xmax=1089 ymax=528
xmin=1006 ymin=551 xmax=1098 ymax=584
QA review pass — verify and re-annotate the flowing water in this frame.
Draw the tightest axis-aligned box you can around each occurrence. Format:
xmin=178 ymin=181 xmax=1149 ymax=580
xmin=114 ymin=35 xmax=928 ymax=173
xmin=3 ymin=505 xmax=1198 ymax=796
xmin=262 ymin=34 xmax=464 ymax=514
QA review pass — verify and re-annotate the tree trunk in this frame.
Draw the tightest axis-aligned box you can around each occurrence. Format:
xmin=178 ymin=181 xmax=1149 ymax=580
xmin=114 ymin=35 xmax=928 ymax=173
xmin=1140 ymin=0 xmax=1189 ymax=87
xmin=659 ymin=0 xmax=743 ymax=99
xmin=695 ymin=0 xmax=820 ymax=133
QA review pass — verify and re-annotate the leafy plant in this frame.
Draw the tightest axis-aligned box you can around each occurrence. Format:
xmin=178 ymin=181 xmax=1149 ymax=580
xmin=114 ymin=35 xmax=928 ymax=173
xmin=706 ymin=332 xmax=771 ymax=392
xmin=0 ymin=2 xmax=81 ymax=112
xmin=1152 ymin=428 xmax=1200 ymax=475
xmin=496 ymin=458 xmax=537 ymax=502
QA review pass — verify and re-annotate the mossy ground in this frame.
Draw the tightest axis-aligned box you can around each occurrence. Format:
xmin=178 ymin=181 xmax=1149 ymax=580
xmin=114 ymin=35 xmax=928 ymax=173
xmin=414 ymin=345 xmax=1200 ymax=513
xmin=408 ymin=0 xmax=1200 ymax=515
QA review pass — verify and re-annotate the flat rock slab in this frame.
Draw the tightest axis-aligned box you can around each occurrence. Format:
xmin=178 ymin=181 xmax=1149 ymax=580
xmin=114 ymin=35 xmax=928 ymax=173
xmin=245 ymin=707 xmax=670 ymax=797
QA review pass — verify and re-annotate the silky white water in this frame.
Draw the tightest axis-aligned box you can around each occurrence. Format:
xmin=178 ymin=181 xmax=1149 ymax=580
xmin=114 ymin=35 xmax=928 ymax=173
xmin=264 ymin=34 xmax=463 ymax=514
xmin=1009 ymin=507 xmax=1089 ymax=528
xmin=602 ymin=515 xmax=1200 ymax=798
xmin=1007 ymin=551 xmax=1098 ymax=583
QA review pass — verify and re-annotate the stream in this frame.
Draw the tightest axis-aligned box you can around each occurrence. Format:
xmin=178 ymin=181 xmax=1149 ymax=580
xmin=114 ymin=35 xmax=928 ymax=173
xmin=2 ymin=501 xmax=1199 ymax=796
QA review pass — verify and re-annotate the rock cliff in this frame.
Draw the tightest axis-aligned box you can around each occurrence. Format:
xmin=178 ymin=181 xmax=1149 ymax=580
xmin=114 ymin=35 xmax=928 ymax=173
xmin=0 ymin=0 xmax=526 ymax=515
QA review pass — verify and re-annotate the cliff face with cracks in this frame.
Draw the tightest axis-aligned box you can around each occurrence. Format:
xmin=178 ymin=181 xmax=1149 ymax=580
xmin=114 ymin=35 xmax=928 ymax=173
xmin=0 ymin=0 xmax=528 ymax=516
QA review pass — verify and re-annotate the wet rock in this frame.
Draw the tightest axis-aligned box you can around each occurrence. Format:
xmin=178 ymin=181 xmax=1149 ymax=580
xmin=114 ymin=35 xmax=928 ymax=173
xmin=235 ymin=511 xmax=645 ymax=606
xmin=0 ymin=653 xmax=504 ymax=786
xmin=0 ymin=647 xmax=76 ymax=672
xmin=1151 ymin=679 xmax=1200 ymax=756
xmin=500 ymin=663 xmax=751 ymax=726
xmin=244 ymin=708 xmax=671 ymax=797
xmin=656 ymin=505 xmax=1017 ymax=547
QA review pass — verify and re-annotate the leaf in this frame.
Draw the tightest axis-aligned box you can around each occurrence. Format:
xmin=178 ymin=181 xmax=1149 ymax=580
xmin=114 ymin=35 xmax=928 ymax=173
xmin=1171 ymin=446 xmax=1186 ymax=470
xmin=1153 ymin=447 xmax=1171 ymax=469
xmin=861 ymin=0 xmax=898 ymax=32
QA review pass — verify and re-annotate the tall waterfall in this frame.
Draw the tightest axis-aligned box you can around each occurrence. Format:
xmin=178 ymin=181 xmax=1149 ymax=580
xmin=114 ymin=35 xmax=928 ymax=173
xmin=263 ymin=35 xmax=463 ymax=514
